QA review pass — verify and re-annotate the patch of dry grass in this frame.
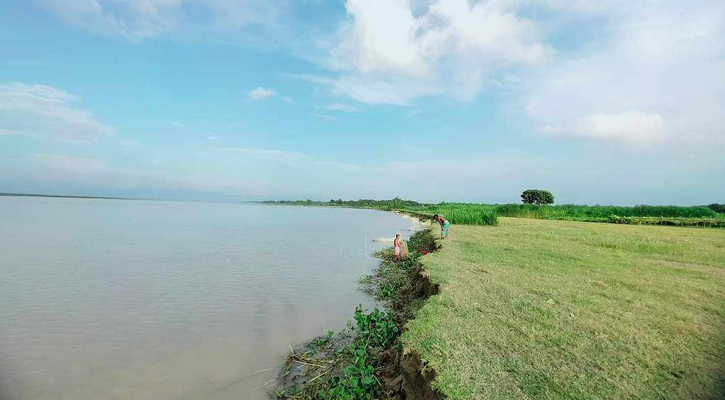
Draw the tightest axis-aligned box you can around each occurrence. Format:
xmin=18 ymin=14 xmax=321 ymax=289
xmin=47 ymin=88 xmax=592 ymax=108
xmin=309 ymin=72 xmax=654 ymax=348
xmin=403 ymin=218 xmax=725 ymax=399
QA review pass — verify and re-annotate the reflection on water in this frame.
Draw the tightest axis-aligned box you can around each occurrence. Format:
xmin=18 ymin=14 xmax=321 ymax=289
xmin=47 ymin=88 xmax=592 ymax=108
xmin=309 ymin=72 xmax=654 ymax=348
xmin=0 ymin=197 xmax=414 ymax=400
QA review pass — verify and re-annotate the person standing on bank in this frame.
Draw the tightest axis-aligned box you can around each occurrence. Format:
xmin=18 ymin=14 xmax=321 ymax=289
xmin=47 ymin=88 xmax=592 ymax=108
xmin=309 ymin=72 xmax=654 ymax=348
xmin=433 ymin=214 xmax=450 ymax=239
xmin=394 ymin=234 xmax=402 ymax=262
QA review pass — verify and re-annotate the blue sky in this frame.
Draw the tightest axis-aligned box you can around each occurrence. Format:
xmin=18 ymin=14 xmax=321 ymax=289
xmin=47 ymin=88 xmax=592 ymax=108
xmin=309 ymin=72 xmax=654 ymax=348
xmin=1 ymin=0 xmax=723 ymax=205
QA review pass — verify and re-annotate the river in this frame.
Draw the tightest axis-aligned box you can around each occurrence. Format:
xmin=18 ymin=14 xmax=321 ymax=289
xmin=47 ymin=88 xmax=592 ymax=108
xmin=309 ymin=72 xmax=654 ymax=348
xmin=0 ymin=197 xmax=414 ymax=400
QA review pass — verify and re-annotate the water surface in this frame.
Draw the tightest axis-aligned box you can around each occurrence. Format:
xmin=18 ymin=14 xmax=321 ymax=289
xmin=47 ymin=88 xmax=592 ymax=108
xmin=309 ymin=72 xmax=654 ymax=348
xmin=0 ymin=197 xmax=414 ymax=400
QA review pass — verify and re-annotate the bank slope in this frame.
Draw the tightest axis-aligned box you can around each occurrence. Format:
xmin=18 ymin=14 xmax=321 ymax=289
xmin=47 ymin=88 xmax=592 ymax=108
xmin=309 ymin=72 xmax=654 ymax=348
xmin=403 ymin=217 xmax=725 ymax=399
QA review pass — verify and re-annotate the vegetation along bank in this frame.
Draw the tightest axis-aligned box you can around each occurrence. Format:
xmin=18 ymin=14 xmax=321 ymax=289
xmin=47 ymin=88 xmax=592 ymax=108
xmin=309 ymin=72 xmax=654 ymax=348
xmin=271 ymin=199 xmax=725 ymax=399
xmin=262 ymin=198 xmax=725 ymax=228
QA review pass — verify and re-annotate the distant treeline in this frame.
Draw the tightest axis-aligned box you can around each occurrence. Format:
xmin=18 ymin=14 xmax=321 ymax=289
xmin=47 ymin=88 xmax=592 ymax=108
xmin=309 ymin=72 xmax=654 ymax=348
xmin=0 ymin=192 xmax=134 ymax=201
xmin=263 ymin=198 xmax=725 ymax=227
xmin=262 ymin=197 xmax=422 ymax=211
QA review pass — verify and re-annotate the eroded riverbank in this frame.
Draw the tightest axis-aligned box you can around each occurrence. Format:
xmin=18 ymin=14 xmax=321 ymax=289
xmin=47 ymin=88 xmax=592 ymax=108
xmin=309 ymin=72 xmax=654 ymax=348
xmin=274 ymin=227 xmax=446 ymax=399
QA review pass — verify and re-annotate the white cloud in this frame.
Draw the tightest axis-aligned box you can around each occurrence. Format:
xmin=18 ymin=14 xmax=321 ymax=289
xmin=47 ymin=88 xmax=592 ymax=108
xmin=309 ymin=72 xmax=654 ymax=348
xmin=37 ymin=0 xmax=278 ymax=40
xmin=311 ymin=114 xmax=335 ymax=121
xmin=118 ymin=139 xmax=144 ymax=148
xmin=33 ymin=153 xmax=109 ymax=176
xmin=0 ymin=128 xmax=27 ymax=136
xmin=543 ymin=111 xmax=664 ymax=144
xmin=326 ymin=103 xmax=359 ymax=112
xmin=0 ymin=83 xmax=113 ymax=142
xmin=221 ymin=146 xmax=315 ymax=165
xmin=26 ymin=152 xmax=272 ymax=196
xmin=248 ymin=87 xmax=277 ymax=100
xmin=219 ymin=146 xmax=371 ymax=172
xmin=317 ymin=0 xmax=548 ymax=105
xmin=527 ymin=0 xmax=725 ymax=150
xmin=171 ymin=121 xmax=188 ymax=128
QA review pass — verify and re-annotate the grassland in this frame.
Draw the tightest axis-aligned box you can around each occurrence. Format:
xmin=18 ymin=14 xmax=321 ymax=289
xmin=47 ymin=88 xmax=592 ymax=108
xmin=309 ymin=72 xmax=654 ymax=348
xmin=404 ymin=218 xmax=725 ymax=399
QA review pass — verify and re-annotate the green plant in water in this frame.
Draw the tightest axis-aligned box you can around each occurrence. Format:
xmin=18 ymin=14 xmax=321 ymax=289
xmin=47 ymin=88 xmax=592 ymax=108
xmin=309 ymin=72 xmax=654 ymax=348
xmin=354 ymin=306 xmax=398 ymax=349
xmin=319 ymin=306 xmax=398 ymax=400
xmin=319 ymin=339 xmax=380 ymax=400
xmin=314 ymin=330 xmax=335 ymax=348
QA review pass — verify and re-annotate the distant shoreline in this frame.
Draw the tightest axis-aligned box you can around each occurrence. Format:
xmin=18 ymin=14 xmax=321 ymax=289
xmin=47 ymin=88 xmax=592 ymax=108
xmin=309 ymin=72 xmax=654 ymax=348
xmin=0 ymin=193 xmax=140 ymax=201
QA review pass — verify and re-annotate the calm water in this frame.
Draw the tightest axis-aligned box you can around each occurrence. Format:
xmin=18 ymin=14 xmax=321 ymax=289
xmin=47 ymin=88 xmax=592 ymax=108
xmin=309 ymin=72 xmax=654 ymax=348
xmin=0 ymin=197 xmax=415 ymax=400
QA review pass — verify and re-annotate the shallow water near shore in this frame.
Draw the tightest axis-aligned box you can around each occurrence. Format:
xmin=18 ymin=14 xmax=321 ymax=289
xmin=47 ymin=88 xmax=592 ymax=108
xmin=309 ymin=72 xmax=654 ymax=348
xmin=0 ymin=197 xmax=415 ymax=400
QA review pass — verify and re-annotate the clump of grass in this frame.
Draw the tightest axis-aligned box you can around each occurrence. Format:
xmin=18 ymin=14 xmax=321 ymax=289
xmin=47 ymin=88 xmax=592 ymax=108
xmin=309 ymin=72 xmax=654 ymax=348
xmin=441 ymin=208 xmax=498 ymax=226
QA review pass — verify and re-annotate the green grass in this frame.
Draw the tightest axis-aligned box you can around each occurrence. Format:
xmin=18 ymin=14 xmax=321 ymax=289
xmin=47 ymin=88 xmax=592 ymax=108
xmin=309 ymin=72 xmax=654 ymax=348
xmin=264 ymin=198 xmax=725 ymax=227
xmin=609 ymin=215 xmax=725 ymax=228
xmin=404 ymin=203 xmax=721 ymax=223
xmin=432 ymin=207 xmax=499 ymax=226
xmin=403 ymin=218 xmax=725 ymax=399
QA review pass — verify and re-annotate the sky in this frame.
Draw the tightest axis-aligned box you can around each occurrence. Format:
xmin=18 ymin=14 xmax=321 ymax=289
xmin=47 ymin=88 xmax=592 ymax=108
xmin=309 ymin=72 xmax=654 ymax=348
xmin=0 ymin=0 xmax=724 ymax=205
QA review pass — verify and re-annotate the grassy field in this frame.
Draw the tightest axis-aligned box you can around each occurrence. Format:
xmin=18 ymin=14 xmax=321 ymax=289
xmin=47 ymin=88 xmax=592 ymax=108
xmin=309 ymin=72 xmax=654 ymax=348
xmin=403 ymin=218 xmax=725 ymax=399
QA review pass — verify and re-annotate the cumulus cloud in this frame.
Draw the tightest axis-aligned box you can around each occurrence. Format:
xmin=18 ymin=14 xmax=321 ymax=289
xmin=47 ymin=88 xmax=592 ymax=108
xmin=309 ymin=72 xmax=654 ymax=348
xmin=0 ymin=83 xmax=113 ymax=142
xmin=248 ymin=87 xmax=277 ymax=100
xmin=36 ymin=0 xmax=278 ymax=40
xmin=315 ymin=0 xmax=548 ymax=105
xmin=543 ymin=111 xmax=665 ymax=144
xmin=527 ymin=0 xmax=725 ymax=149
